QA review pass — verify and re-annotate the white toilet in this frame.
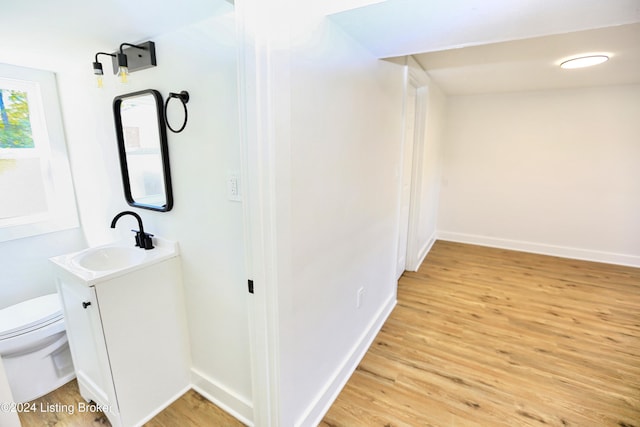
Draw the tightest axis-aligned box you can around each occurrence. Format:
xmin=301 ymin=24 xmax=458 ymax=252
xmin=0 ymin=293 xmax=75 ymax=403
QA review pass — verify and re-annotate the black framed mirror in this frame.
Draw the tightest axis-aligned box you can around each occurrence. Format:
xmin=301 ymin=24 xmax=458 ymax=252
xmin=113 ymin=89 xmax=173 ymax=211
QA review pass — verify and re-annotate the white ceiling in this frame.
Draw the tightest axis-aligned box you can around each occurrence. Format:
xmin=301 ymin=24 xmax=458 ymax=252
xmin=330 ymin=0 xmax=640 ymax=57
xmin=0 ymin=0 xmax=233 ymax=71
xmin=413 ymin=23 xmax=640 ymax=95
xmin=331 ymin=0 xmax=640 ymax=94
xmin=2 ymin=0 xmax=639 ymax=94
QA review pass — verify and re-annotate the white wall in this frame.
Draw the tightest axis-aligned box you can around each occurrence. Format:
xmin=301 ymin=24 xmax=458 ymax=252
xmin=54 ymin=11 xmax=253 ymax=420
xmin=438 ymin=84 xmax=640 ymax=266
xmin=0 ymin=230 xmax=85 ymax=309
xmin=278 ymin=14 xmax=405 ymax=427
xmin=237 ymin=2 xmax=407 ymax=422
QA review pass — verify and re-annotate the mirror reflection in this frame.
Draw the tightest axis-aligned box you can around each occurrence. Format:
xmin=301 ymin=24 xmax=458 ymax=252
xmin=113 ymin=89 xmax=173 ymax=211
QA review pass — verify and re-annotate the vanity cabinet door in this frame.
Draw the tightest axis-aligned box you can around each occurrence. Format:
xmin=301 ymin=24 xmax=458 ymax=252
xmin=57 ymin=280 xmax=118 ymax=415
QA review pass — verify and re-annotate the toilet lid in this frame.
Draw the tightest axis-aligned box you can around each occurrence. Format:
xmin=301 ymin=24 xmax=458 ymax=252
xmin=0 ymin=294 xmax=63 ymax=340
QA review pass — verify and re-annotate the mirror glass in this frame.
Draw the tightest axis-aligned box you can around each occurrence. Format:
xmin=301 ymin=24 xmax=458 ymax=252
xmin=113 ymin=89 xmax=173 ymax=211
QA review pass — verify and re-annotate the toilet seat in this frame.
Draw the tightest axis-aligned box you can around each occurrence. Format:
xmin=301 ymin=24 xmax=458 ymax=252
xmin=0 ymin=294 xmax=63 ymax=340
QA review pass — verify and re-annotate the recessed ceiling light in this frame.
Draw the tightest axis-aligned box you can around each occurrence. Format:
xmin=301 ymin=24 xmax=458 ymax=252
xmin=560 ymin=55 xmax=609 ymax=69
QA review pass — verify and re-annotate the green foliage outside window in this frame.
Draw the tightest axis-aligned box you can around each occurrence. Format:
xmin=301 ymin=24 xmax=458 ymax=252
xmin=0 ymin=89 xmax=34 ymax=148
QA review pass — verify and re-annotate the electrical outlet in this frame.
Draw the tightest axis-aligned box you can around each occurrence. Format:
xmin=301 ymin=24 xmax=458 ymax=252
xmin=227 ymin=174 xmax=241 ymax=202
xmin=357 ymin=287 xmax=365 ymax=309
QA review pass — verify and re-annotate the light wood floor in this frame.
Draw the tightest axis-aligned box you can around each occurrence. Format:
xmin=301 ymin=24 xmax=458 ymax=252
xmin=321 ymin=241 xmax=640 ymax=427
xmin=16 ymin=241 xmax=640 ymax=426
xmin=17 ymin=379 xmax=244 ymax=427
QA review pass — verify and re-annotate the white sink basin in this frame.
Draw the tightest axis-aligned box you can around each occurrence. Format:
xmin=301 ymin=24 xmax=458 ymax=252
xmin=50 ymin=239 xmax=179 ymax=284
xmin=72 ymin=246 xmax=146 ymax=271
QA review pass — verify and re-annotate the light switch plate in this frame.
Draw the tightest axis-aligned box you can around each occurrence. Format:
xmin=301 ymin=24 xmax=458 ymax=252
xmin=227 ymin=174 xmax=241 ymax=202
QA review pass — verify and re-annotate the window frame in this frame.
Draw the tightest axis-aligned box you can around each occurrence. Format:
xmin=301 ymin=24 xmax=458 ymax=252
xmin=0 ymin=63 xmax=79 ymax=242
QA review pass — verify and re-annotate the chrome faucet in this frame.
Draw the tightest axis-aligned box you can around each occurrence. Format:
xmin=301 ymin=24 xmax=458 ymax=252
xmin=110 ymin=211 xmax=154 ymax=250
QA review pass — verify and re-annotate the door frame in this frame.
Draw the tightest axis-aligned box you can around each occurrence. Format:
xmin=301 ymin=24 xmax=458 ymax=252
xmin=397 ymin=56 xmax=430 ymax=275
xmin=235 ymin=0 xmax=289 ymax=425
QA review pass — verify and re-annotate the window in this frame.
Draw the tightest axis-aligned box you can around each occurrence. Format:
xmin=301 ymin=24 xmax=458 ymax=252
xmin=0 ymin=63 xmax=78 ymax=241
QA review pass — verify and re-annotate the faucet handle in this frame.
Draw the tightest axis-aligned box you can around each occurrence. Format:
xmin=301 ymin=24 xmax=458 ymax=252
xmin=131 ymin=229 xmax=155 ymax=250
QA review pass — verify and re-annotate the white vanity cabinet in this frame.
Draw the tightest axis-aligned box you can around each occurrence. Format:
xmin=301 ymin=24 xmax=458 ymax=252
xmin=51 ymin=243 xmax=190 ymax=427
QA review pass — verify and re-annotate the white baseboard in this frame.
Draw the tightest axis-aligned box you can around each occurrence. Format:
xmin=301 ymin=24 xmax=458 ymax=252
xmin=190 ymin=295 xmax=396 ymax=427
xmin=410 ymin=232 xmax=437 ymax=271
xmin=191 ymin=368 xmax=254 ymax=426
xmin=296 ymin=294 xmax=397 ymax=427
xmin=437 ymin=231 xmax=640 ymax=268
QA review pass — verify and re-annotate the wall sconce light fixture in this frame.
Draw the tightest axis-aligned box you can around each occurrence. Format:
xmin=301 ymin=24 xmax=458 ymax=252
xmin=92 ymin=52 xmax=115 ymax=88
xmin=91 ymin=41 xmax=157 ymax=87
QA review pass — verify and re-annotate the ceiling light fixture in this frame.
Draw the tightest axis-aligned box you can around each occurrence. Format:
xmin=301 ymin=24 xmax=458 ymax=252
xmin=560 ymin=55 xmax=609 ymax=69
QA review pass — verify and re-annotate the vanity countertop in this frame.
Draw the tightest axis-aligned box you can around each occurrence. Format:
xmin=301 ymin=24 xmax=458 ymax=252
xmin=49 ymin=238 xmax=179 ymax=284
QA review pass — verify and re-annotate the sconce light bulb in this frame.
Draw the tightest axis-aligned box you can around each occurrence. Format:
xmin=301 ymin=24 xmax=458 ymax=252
xmin=92 ymin=61 xmax=104 ymax=88
xmin=118 ymin=66 xmax=129 ymax=84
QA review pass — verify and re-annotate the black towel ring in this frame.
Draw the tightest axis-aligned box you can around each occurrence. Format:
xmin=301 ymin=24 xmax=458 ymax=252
xmin=164 ymin=91 xmax=189 ymax=133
